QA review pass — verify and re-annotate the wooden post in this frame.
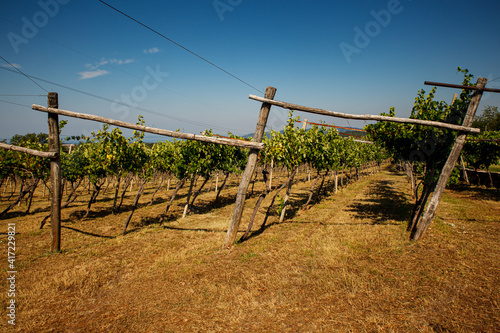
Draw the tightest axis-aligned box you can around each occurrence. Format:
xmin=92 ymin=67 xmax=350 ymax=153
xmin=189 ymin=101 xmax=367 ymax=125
xmin=223 ymin=86 xmax=276 ymax=248
xmin=301 ymin=120 xmax=309 ymax=184
xmin=411 ymin=78 xmax=487 ymax=241
xmin=48 ymin=92 xmax=61 ymax=252
xmin=279 ymin=167 xmax=296 ymax=223
xmin=334 ymin=172 xmax=338 ymax=194
xmin=460 ymin=155 xmax=469 ymax=185
xmin=269 ymin=159 xmax=274 ymax=189
xmin=215 ymin=172 xmax=219 ymax=192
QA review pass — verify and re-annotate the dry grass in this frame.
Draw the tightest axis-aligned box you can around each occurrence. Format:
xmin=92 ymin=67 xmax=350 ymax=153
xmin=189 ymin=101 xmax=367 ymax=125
xmin=1 ymin=165 xmax=499 ymax=332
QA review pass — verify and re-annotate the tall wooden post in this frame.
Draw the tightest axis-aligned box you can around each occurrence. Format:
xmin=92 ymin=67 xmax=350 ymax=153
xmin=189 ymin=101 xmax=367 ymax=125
xmin=411 ymin=78 xmax=487 ymax=241
xmin=223 ymin=86 xmax=276 ymax=248
xmin=47 ymin=92 xmax=61 ymax=252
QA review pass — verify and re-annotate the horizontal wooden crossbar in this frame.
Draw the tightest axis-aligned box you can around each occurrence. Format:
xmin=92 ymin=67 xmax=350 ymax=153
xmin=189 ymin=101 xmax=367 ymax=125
xmin=294 ymin=120 xmax=373 ymax=143
xmin=0 ymin=141 xmax=57 ymax=158
xmin=296 ymin=120 xmax=366 ymax=132
xmin=424 ymin=81 xmax=500 ymax=93
xmin=32 ymin=105 xmax=264 ymax=150
xmin=249 ymin=95 xmax=481 ymax=134
xmin=352 ymin=139 xmax=374 ymax=144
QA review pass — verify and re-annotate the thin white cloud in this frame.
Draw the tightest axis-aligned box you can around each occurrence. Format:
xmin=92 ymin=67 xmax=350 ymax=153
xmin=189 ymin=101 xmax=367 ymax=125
xmin=109 ymin=58 xmax=134 ymax=65
xmin=78 ymin=69 xmax=109 ymax=80
xmin=84 ymin=57 xmax=134 ymax=70
xmin=2 ymin=63 xmax=22 ymax=69
xmin=143 ymin=47 xmax=160 ymax=54
xmin=79 ymin=57 xmax=133 ymax=79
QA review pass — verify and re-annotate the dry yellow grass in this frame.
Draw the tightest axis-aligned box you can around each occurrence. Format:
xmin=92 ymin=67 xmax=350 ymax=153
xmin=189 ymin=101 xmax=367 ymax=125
xmin=1 ymin=165 xmax=499 ymax=332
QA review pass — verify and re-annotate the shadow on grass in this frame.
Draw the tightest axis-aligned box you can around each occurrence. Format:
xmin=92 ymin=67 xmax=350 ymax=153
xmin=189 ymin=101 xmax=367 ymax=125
xmin=189 ymin=193 xmax=237 ymax=215
xmin=0 ymin=204 xmax=52 ymax=220
xmin=238 ymin=175 xmax=372 ymax=244
xmin=448 ymin=184 xmax=500 ymax=202
xmin=346 ymin=179 xmax=412 ymax=225
xmin=124 ymin=215 xmax=227 ymax=235
xmin=61 ymin=225 xmax=115 ymax=239
xmin=162 ymin=226 xmax=226 ymax=233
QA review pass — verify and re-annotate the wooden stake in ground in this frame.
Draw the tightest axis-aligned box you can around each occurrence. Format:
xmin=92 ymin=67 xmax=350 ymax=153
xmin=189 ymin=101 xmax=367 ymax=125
xmin=279 ymin=167 xmax=297 ymax=222
xmin=240 ymin=170 xmax=270 ymax=242
xmin=460 ymin=155 xmax=469 ymax=185
xmin=182 ymin=175 xmax=197 ymax=218
xmin=411 ymin=77 xmax=487 ymax=241
xmin=47 ymin=92 xmax=61 ymax=252
xmin=223 ymin=86 xmax=276 ymax=248
xmin=122 ymin=178 xmax=147 ymax=235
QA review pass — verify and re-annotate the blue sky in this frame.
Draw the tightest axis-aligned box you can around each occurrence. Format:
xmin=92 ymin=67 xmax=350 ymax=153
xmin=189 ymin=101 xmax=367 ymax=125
xmin=1 ymin=0 xmax=500 ymax=141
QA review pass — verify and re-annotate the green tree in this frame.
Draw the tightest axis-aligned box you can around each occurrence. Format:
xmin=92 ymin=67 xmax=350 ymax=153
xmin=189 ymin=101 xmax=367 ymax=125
xmin=462 ymin=131 xmax=500 ymax=173
xmin=472 ymin=105 xmax=500 ymax=131
xmin=10 ymin=132 xmax=48 ymax=146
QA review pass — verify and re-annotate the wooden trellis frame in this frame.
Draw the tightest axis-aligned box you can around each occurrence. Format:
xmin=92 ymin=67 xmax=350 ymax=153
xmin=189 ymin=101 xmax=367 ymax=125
xmin=29 ymin=97 xmax=269 ymax=252
xmin=2 ymin=78 xmax=496 ymax=251
xmin=248 ymin=95 xmax=481 ymax=133
xmin=411 ymin=78 xmax=492 ymax=240
xmin=1 ymin=91 xmax=267 ymax=252
xmin=224 ymin=78 xmax=493 ymax=246
xmin=31 ymin=105 xmax=265 ymax=150
xmin=223 ymin=87 xmax=276 ymax=248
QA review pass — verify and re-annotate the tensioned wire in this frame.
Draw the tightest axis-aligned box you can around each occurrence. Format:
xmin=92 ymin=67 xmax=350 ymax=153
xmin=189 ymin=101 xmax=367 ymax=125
xmin=0 ymin=66 xmax=250 ymax=134
xmin=97 ymin=0 xmax=264 ymax=95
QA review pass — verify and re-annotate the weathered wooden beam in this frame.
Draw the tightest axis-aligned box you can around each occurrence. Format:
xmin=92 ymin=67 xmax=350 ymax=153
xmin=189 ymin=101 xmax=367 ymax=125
xmin=352 ymin=139 xmax=374 ymax=144
xmin=412 ymin=77 xmax=488 ymax=241
xmin=223 ymin=86 xmax=277 ymax=249
xmin=249 ymin=95 xmax=481 ymax=134
xmin=425 ymin=81 xmax=500 ymax=93
xmin=31 ymin=105 xmax=264 ymax=150
xmin=47 ymin=92 xmax=62 ymax=252
xmin=0 ymin=142 xmax=57 ymax=158
xmin=295 ymin=119 xmax=367 ymax=132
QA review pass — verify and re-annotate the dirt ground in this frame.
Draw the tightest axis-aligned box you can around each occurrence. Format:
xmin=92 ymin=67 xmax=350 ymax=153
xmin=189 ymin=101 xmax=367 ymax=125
xmin=1 ymin=165 xmax=499 ymax=332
